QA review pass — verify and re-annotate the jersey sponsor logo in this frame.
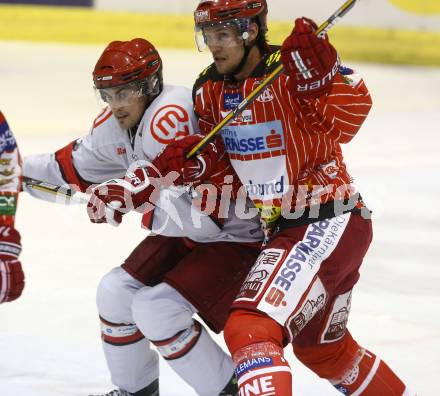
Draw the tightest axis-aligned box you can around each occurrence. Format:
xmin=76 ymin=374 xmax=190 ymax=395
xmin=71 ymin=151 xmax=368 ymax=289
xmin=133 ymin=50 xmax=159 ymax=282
xmin=246 ymin=176 xmax=284 ymax=196
xmin=236 ymin=248 xmax=284 ymax=301
xmin=240 ymin=375 xmax=276 ymax=395
xmin=273 ymin=220 xmax=331 ymax=293
xmin=150 ymin=104 xmax=190 ymax=144
xmin=285 ymin=277 xmax=327 ymax=340
xmin=258 ymin=215 xmax=350 ymax=325
xmin=320 ymin=290 xmax=352 ymax=344
xmin=235 ymin=357 xmax=273 ymax=378
xmin=266 ymin=50 xmax=281 ymax=67
xmin=224 ymin=92 xmax=243 ymax=110
xmin=221 ymin=121 xmax=285 ymax=161
xmin=264 ymin=287 xmax=287 ymax=307
xmin=221 ymin=109 xmax=253 ymax=123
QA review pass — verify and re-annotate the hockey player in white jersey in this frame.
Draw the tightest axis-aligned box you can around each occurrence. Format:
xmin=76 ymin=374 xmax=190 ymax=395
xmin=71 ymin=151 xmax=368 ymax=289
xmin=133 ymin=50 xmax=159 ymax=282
xmin=19 ymin=38 xmax=264 ymax=396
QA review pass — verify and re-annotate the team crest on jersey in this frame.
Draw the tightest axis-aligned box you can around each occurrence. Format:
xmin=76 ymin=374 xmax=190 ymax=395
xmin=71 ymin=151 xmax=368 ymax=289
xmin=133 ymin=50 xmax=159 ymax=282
xmin=150 ymin=104 xmax=190 ymax=144
xmin=252 ymin=80 xmax=274 ymax=103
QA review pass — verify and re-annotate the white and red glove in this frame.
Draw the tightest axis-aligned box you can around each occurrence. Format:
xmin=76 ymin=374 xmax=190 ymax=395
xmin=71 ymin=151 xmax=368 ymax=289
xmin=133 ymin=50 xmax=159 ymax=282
xmin=281 ymin=17 xmax=340 ymax=99
xmin=87 ymin=162 xmax=175 ymax=227
xmin=0 ymin=226 xmax=24 ymax=303
xmin=154 ymin=135 xmax=221 ymax=185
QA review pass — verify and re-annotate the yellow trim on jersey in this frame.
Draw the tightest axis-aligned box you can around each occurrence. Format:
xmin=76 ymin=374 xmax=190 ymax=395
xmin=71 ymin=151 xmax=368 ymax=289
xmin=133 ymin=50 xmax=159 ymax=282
xmin=0 ymin=5 xmax=439 ymax=66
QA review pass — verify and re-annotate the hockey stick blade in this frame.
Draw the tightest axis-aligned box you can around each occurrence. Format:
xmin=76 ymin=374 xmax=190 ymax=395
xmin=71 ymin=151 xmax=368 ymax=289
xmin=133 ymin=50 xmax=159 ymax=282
xmin=186 ymin=0 xmax=358 ymax=159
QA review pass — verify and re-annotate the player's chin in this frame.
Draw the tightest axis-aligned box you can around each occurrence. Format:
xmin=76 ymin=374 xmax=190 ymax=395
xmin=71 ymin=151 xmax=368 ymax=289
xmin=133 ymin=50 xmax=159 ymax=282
xmin=116 ymin=116 xmax=133 ymax=129
xmin=215 ymin=62 xmax=232 ymax=75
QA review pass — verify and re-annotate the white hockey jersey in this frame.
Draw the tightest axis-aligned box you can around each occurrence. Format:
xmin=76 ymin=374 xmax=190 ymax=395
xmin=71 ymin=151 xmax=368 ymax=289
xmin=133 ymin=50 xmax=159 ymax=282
xmin=23 ymin=85 xmax=263 ymax=243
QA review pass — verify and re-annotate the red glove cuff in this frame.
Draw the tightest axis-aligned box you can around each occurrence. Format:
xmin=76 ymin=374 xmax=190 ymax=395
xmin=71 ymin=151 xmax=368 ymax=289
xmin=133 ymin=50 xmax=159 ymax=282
xmin=0 ymin=226 xmax=24 ymax=303
xmin=0 ymin=226 xmax=21 ymax=259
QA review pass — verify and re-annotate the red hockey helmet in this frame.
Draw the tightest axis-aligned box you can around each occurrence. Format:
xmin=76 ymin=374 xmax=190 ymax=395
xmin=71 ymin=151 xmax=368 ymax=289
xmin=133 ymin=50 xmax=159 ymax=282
xmin=194 ymin=0 xmax=267 ymax=51
xmin=93 ymin=38 xmax=162 ymax=91
xmin=195 ymin=0 xmax=267 ymax=23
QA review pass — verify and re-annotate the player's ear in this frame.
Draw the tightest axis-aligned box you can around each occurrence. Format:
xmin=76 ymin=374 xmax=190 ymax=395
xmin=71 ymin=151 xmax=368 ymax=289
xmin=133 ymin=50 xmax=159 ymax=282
xmin=246 ymin=22 xmax=259 ymax=43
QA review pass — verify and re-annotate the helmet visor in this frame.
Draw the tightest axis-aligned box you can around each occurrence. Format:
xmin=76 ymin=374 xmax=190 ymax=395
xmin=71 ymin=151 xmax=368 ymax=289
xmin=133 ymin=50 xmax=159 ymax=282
xmin=195 ymin=20 xmax=250 ymax=52
xmin=95 ymin=75 xmax=160 ymax=108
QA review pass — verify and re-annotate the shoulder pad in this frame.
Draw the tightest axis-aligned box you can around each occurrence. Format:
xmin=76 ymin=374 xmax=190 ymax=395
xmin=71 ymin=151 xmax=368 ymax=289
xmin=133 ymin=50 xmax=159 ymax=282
xmin=250 ymin=46 xmax=283 ymax=78
xmin=92 ymin=107 xmax=113 ymax=129
xmin=194 ymin=63 xmax=222 ymax=89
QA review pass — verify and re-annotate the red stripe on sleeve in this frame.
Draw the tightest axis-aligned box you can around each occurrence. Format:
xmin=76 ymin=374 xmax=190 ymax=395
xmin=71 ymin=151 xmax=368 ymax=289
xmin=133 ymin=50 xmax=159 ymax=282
xmin=54 ymin=141 xmax=91 ymax=192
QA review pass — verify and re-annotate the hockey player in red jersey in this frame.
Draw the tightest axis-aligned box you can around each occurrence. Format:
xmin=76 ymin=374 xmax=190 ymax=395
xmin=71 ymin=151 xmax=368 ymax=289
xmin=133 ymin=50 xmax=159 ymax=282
xmin=20 ymin=38 xmax=264 ymax=396
xmin=0 ymin=111 xmax=23 ymax=304
xmin=152 ymin=0 xmax=415 ymax=395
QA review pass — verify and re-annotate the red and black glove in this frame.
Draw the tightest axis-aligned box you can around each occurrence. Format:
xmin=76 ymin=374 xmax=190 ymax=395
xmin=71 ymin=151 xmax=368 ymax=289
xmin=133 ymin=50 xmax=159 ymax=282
xmin=0 ymin=226 xmax=24 ymax=303
xmin=154 ymin=134 xmax=221 ymax=185
xmin=281 ymin=17 xmax=340 ymax=99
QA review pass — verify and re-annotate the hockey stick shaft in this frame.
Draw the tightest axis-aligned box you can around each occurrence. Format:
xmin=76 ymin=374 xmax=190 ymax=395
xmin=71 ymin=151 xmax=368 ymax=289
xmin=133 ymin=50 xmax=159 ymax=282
xmin=186 ymin=0 xmax=358 ymax=159
xmin=22 ymin=176 xmax=90 ymax=204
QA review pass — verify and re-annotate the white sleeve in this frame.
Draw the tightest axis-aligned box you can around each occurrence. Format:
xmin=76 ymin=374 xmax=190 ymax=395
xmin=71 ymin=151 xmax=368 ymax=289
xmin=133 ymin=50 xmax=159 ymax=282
xmin=23 ymin=109 xmax=130 ymax=203
xmin=72 ymin=134 xmax=126 ymax=183
xmin=22 ymin=153 xmax=71 ymax=203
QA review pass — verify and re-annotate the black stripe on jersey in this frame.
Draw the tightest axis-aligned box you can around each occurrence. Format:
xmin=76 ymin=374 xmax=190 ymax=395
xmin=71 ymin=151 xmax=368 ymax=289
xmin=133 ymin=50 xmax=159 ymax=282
xmin=249 ymin=45 xmax=283 ymax=78
xmin=192 ymin=63 xmax=223 ymax=103
xmin=192 ymin=45 xmax=284 ymax=101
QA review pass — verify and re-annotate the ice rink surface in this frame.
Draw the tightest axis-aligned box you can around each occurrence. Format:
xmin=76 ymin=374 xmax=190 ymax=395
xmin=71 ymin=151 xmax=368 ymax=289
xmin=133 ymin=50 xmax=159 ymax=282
xmin=1 ymin=41 xmax=440 ymax=395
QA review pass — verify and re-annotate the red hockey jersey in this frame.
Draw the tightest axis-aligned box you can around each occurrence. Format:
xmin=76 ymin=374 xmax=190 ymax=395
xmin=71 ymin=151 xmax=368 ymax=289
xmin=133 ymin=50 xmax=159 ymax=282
xmin=193 ymin=46 xmax=372 ymax=232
